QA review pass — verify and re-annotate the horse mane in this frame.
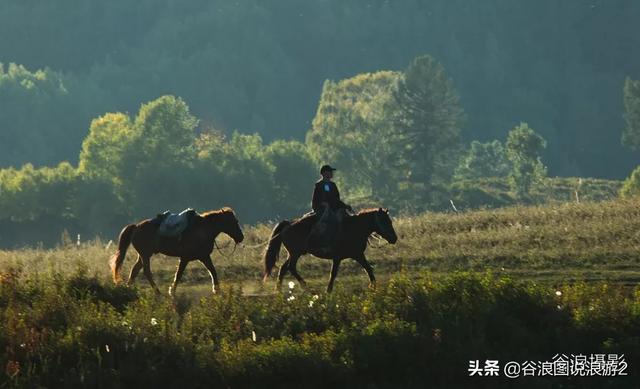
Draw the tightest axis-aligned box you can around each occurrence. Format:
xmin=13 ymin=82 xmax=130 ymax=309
xmin=202 ymin=207 xmax=236 ymax=218
xmin=357 ymin=208 xmax=382 ymax=215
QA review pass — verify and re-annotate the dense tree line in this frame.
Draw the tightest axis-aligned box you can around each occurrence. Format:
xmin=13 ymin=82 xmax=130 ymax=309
xmin=0 ymin=95 xmax=317 ymax=246
xmin=0 ymin=53 xmax=561 ymax=246
xmin=0 ymin=0 xmax=639 ymax=178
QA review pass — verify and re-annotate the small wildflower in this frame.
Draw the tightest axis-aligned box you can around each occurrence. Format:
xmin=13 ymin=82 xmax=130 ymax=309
xmin=557 ymin=305 xmax=562 ymax=310
xmin=251 ymin=331 xmax=257 ymax=342
xmin=121 ymin=321 xmax=129 ymax=327
xmin=151 ymin=318 xmax=159 ymax=326
xmin=288 ymin=281 xmax=295 ymax=289
xmin=105 ymin=344 xmax=110 ymax=353
xmin=555 ymin=290 xmax=562 ymax=296
xmin=308 ymin=300 xmax=314 ymax=308
xmin=312 ymin=294 xmax=319 ymax=301
xmin=287 ymin=295 xmax=295 ymax=302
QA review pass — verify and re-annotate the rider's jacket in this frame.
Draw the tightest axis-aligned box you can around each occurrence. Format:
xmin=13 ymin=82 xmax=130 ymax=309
xmin=311 ymin=179 xmax=348 ymax=214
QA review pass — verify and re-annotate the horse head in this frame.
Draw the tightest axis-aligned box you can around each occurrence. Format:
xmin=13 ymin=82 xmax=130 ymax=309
xmin=373 ymin=208 xmax=398 ymax=244
xmin=208 ymin=207 xmax=245 ymax=244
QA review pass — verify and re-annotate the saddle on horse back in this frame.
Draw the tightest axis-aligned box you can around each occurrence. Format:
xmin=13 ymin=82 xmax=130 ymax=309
xmin=307 ymin=207 xmax=347 ymax=255
xmin=154 ymin=208 xmax=197 ymax=238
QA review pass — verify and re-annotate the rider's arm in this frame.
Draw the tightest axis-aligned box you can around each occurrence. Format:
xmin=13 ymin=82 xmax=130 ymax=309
xmin=311 ymin=183 xmax=322 ymax=213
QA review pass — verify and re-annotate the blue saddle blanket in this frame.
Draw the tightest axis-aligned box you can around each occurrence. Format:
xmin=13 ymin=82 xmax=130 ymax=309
xmin=155 ymin=208 xmax=196 ymax=237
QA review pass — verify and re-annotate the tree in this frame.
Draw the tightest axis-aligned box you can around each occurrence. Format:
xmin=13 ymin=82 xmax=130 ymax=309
xmin=0 ymin=63 xmax=85 ymax=167
xmin=454 ymin=140 xmax=511 ymax=180
xmin=0 ymin=162 xmax=77 ymax=222
xmin=392 ymin=55 xmax=464 ymax=187
xmin=306 ymin=71 xmax=406 ymax=200
xmin=194 ymin=132 xmax=277 ymax=221
xmin=122 ymin=96 xmax=199 ymax=216
xmin=132 ymin=95 xmax=199 ymax=166
xmin=622 ymin=77 xmax=640 ymax=151
xmin=620 ymin=166 xmax=640 ymax=198
xmin=78 ymin=112 xmax=135 ymax=184
xmin=505 ymin=123 xmax=547 ymax=199
xmin=264 ymin=140 xmax=316 ymax=216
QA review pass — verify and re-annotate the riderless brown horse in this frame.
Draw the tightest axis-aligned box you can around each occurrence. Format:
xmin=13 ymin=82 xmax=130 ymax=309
xmin=263 ymin=208 xmax=397 ymax=293
xmin=110 ymin=207 xmax=244 ymax=295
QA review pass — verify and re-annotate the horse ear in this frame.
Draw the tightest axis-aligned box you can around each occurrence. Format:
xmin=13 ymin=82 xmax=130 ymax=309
xmin=378 ymin=207 xmax=383 ymax=212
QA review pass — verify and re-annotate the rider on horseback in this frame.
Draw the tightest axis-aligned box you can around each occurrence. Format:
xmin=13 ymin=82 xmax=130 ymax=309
xmin=308 ymin=164 xmax=353 ymax=255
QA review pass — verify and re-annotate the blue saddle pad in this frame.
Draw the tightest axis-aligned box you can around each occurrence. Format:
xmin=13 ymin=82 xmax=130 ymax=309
xmin=157 ymin=208 xmax=195 ymax=237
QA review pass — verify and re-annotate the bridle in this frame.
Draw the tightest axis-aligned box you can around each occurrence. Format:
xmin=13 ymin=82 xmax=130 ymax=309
xmin=214 ymin=219 xmax=241 ymax=258
xmin=368 ymin=211 xmax=391 ymax=248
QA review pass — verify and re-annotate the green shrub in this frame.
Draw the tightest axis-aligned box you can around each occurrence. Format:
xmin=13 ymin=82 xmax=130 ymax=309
xmin=1 ymin=270 xmax=638 ymax=388
xmin=620 ymin=166 xmax=640 ymax=198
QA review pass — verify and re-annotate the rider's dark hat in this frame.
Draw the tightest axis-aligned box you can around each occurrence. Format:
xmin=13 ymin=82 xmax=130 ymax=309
xmin=320 ymin=165 xmax=337 ymax=174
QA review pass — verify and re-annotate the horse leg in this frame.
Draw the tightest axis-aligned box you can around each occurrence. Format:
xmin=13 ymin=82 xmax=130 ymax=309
xmin=168 ymin=258 xmax=189 ymax=297
xmin=288 ymin=255 xmax=307 ymax=288
xmin=354 ymin=254 xmax=376 ymax=289
xmin=142 ymin=255 xmax=161 ymax=295
xmin=200 ymin=256 xmax=220 ymax=294
xmin=276 ymin=257 xmax=291 ymax=291
xmin=127 ymin=255 xmax=143 ymax=285
xmin=326 ymin=259 xmax=341 ymax=293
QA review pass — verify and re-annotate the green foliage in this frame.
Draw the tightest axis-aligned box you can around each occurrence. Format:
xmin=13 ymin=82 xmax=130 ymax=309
xmin=79 ymin=112 xmax=135 ymax=184
xmin=0 ymin=3 xmax=638 ymax=178
xmin=0 ymin=270 xmax=637 ymax=387
xmin=307 ymin=56 xmax=464 ymax=206
xmin=392 ymin=55 xmax=464 ymax=186
xmin=0 ymin=63 xmax=88 ymax=167
xmin=0 ymin=162 xmax=77 ymax=221
xmin=0 ymin=94 xmax=321 ymax=243
xmin=264 ymin=140 xmax=316 ymax=216
xmin=120 ymin=96 xmax=200 ymax=215
xmin=505 ymin=123 xmax=547 ymax=199
xmin=622 ymin=77 xmax=640 ymax=151
xmin=133 ymin=95 xmax=198 ymax=166
xmin=454 ymin=140 xmax=511 ymax=180
xmin=307 ymin=71 xmax=404 ymax=200
xmin=620 ymin=166 xmax=640 ymax=198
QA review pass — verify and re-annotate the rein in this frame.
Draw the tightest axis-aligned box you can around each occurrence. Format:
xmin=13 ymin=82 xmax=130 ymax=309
xmin=367 ymin=232 xmax=387 ymax=248
xmin=368 ymin=212 xmax=391 ymax=248
xmin=214 ymin=239 xmax=237 ymax=258
xmin=240 ymin=228 xmax=287 ymax=249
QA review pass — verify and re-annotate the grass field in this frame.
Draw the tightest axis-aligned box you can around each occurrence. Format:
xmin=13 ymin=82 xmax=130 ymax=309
xmin=3 ymin=197 xmax=639 ymax=294
xmin=1 ymin=198 xmax=639 ymax=387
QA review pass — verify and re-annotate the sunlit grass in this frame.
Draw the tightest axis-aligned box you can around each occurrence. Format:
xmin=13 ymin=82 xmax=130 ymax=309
xmin=2 ymin=197 xmax=640 ymax=295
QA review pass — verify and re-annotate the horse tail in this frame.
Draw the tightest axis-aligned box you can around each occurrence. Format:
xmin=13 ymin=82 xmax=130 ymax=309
xmin=262 ymin=220 xmax=290 ymax=281
xmin=110 ymin=224 xmax=136 ymax=284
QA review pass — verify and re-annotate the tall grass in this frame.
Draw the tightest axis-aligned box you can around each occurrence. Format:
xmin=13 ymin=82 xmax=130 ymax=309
xmin=0 ymin=269 xmax=638 ymax=388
